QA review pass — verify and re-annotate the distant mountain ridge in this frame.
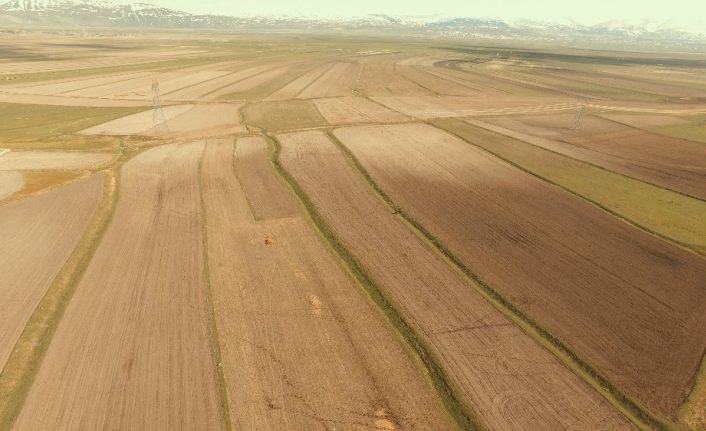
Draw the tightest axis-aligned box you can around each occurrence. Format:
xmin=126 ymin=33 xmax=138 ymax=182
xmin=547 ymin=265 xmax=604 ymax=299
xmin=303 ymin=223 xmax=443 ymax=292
xmin=2 ymin=0 xmax=705 ymax=49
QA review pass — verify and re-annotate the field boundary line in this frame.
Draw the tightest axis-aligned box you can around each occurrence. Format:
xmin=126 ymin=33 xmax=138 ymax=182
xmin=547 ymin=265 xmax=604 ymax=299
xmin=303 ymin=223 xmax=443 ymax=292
xmin=328 ymin=127 xmax=670 ymax=431
xmin=0 ymin=168 xmax=118 ymax=431
xmin=465 ymin=117 xmax=706 ymax=203
xmin=294 ymin=62 xmax=338 ymax=99
xmin=264 ymin=130 xmax=480 ymax=431
xmin=197 ymin=140 xmax=233 ymax=431
xmin=431 ymin=119 xmax=706 ymax=257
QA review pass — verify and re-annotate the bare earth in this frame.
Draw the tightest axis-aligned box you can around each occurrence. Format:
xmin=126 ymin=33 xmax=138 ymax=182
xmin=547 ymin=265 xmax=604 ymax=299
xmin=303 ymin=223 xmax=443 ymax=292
xmin=0 ymin=176 xmax=102 ymax=371
xmin=14 ymin=143 xmax=224 ymax=431
xmin=202 ymin=138 xmax=453 ymax=430
xmin=0 ymin=172 xmax=24 ymax=200
xmin=278 ymin=130 xmax=636 ymax=431
xmin=334 ymin=123 xmax=706 ymax=418
xmin=475 ymin=115 xmax=706 ymax=200
xmin=0 ymin=151 xmax=115 ymax=170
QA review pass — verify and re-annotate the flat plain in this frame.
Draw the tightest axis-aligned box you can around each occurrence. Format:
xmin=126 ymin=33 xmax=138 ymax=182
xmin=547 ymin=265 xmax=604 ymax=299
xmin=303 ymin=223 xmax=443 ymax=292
xmin=1 ymin=30 xmax=706 ymax=431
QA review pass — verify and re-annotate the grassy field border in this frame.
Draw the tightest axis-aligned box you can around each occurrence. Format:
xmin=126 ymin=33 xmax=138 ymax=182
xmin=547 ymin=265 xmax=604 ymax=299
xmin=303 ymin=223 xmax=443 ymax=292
xmin=324 ymin=128 xmax=672 ymax=431
xmin=265 ymin=131 xmax=482 ymax=431
xmin=197 ymin=140 xmax=233 ymax=431
xmin=0 ymin=168 xmax=119 ymax=431
xmin=431 ymin=118 xmax=706 ymax=256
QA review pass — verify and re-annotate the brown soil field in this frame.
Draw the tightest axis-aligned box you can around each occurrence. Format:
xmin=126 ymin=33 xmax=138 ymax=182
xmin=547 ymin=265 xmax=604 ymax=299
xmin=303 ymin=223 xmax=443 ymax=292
xmin=201 ymin=137 xmax=453 ymax=430
xmin=599 ymin=113 xmax=690 ymax=128
xmin=167 ymin=63 xmax=282 ymax=101
xmin=2 ymin=71 xmax=155 ymax=96
xmin=334 ymin=123 xmax=706 ymax=418
xmin=80 ymin=104 xmax=244 ymax=136
xmin=14 ymin=143 xmax=224 ymax=431
xmin=0 ymin=151 xmax=115 ymax=170
xmin=0 ymin=92 xmax=155 ymax=107
xmin=397 ymin=66 xmax=480 ymax=96
xmin=372 ymin=95 xmax=574 ymax=119
xmin=243 ymin=100 xmax=328 ymax=131
xmin=205 ymin=63 xmax=298 ymax=101
xmin=0 ymin=175 xmax=102 ymax=372
xmin=0 ymin=172 xmax=24 ymax=200
xmin=278 ymin=130 xmax=635 ymax=431
xmin=356 ymin=64 xmax=432 ymax=96
xmin=475 ymin=115 xmax=706 ymax=200
xmin=297 ymin=62 xmax=360 ymax=99
xmin=266 ymin=63 xmax=333 ymax=100
xmin=80 ymin=104 xmax=191 ymax=135
xmin=166 ymin=104 xmax=245 ymax=136
xmin=233 ymin=137 xmax=299 ymax=220
xmin=313 ymin=97 xmax=408 ymax=124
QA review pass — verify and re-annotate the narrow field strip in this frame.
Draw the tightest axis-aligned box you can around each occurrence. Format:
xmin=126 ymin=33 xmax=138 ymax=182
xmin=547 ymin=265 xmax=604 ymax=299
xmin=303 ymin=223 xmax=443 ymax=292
xmin=468 ymin=117 xmax=706 ymax=201
xmin=331 ymin=123 xmax=706 ymax=429
xmin=267 ymin=132 xmax=479 ymax=431
xmin=201 ymin=137 xmax=454 ymax=430
xmin=273 ymin=130 xmax=638 ymax=431
xmin=13 ymin=143 xmax=224 ymax=431
xmin=0 ymin=173 xmax=107 ymax=431
xmin=432 ymin=118 xmax=706 ymax=255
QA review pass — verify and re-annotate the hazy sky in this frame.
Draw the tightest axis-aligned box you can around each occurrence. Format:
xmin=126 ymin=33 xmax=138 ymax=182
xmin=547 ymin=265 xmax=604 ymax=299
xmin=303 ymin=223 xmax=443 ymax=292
xmin=149 ymin=0 xmax=705 ymax=32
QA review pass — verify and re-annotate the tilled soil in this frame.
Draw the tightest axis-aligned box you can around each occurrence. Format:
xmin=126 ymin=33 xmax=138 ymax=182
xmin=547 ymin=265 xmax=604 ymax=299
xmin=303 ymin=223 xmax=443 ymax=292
xmin=334 ymin=123 xmax=706 ymax=418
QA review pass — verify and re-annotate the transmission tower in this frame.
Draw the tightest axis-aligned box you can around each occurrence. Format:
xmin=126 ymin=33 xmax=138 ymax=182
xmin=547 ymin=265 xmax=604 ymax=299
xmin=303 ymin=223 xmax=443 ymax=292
xmin=572 ymin=98 xmax=588 ymax=130
xmin=151 ymin=79 xmax=169 ymax=134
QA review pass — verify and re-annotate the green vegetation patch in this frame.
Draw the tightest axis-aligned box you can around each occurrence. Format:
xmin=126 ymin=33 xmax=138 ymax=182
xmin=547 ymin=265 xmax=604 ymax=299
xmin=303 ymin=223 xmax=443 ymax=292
xmin=243 ymin=100 xmax=328 ymax=131
xmin=0 ymin=103 xmax=144 ymax=148
xmin=433 ymin=118 xmax=706 ymax=255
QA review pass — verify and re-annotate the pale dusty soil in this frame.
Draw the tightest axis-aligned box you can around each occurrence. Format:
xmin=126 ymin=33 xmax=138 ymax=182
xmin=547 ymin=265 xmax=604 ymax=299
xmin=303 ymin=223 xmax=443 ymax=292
xmin=335 ymin=123 xmax=706 ymax=418
xmin=65 ymin=63 xmax=240 ymax=100
xmin=313 ymin=97 xmax=407 ymax=124
xmin=356 ymin=64 xmax=433 ymax=96
xmin=2 ymin=71 xmax=154 ymax=96
xmin=204 ymin=64 xmax=293 ymax=100
xmin=166 ymin=104 xmax=245 ymax=135
xmin=14 ymin=143 xmax=224 ymax=431
xmin=166 ymin=63 xmax=281 ymax=101
xmin=266 ymin=63 xmax=332 ymax=100
xmin=599 ymin=113 xmax=690 ymax=128
xmin=397 ymin=66 xmax=480 ymax=96
xmin=297 ymin=62 xmax=360 ymax=99
xmin=0 ymin=175 xmax=102 ymax=372
xmin=202 ymin=138 xmax=453 ymax=430
xmin=0 ymin=92 xmax=154 ymax=107
xmin=0 ymin=171 xmax=24 ymax=200
xmin=474 ymin=117 xmax=706 ymax=200
xmin=278 ymin=130 xmax=636 ymax=431
xmin=79 ymin=104 xmax=192 ymax=135
xmin=372 ymin=95 xmax=574 ymax=119
xmin=0 ymin=151 xmax=115 ymax=170
xmin=234 ymin=137 xmax=298 ymax=219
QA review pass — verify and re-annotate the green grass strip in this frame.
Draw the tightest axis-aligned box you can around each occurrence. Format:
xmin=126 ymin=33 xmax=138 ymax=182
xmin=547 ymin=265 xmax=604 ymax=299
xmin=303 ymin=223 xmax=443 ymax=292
xmin=265 ymin=131 xmax=482 ymax=431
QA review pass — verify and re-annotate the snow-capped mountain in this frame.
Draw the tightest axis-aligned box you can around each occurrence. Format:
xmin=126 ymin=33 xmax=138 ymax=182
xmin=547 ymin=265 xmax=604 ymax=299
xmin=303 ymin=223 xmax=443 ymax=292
xmin=1 ymin=0 xmax=704 ymax=49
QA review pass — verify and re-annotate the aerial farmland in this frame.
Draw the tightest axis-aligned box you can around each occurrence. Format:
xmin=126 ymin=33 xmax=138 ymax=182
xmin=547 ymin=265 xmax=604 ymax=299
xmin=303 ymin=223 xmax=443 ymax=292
xmin=0 ymin=21 xmax=705 ymax=431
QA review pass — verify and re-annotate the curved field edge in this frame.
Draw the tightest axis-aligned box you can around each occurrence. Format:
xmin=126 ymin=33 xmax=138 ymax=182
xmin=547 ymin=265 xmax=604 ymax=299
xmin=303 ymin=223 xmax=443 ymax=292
xmin=196 ymin=142 xmax=233 ymax=431
xmin=324 ymin=129 xmax=671 ymax=431
xmin=430 ymin=118 xmax=706 ymax=256
xmin=265 ymin=132 xmax=480 ymax=431
xmin=0 ymin=169 xmax=116 ymax=431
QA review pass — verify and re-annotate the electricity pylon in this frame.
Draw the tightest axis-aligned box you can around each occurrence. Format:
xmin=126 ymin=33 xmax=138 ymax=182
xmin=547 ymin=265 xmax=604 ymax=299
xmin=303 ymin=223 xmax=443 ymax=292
xmin=572 ymin=98 xmax=588 ymax=130
xmin=152 ymin=79 xmax=169 ymax=134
